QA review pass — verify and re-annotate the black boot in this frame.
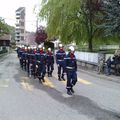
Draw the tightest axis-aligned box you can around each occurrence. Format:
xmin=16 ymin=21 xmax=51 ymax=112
xmin=50 ymin=71 xmax=52 ymax=77
xmin=38 ymin=76 xmax=42 ymax=84
xmin=70 ymin=87 xmax=74 ymax=93
xmin=48 ymin=72 xmax=50 ymax=77
xmin=61 ymin=75 xmax=65 ymax=81
xmin=67 ymin=89 xmax=72 ymax=95
xmin=42 ymin=75 xmax=45 ymax=82
xmin=58 ymin=75 xmax=61 ymax=81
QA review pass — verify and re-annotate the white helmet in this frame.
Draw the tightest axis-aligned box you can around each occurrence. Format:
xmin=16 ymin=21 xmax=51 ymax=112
xmin=69 ymin=46 xmax=75 ymax=52
xmin=38 ymin=45 xmax=42 ymax=49
xmin=48 ymin=47 xmax=51 ymax=51
xmin=31 ymin=46 xmax=34 ymax=49
xmin=21 ymin=45 xmax=24 ymax=48
xmin=43 ymin=47 xmax=45 ymax=50
xmin=25 ymin=47 xmax=27 ymax=50
xmin=34 ymin=46 xmax=37 ymax=49
xmin=59 ymin=44 xmax=63 ymax=48
xmin=28 ymin=47 xmax=31 ymax=49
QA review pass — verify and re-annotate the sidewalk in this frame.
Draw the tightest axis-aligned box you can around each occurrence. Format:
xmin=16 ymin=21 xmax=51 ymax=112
xmin=0 ymin=52 xmax=8 ymax=57
xmin=78 ymin=68 xmax=120 ymax=84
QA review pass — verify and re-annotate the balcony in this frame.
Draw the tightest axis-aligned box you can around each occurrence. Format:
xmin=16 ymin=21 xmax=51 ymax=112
xmin=15 ymin=37 xmax=21 ymax=41
xmin=15 ymin=29 xmax=20 ymax=33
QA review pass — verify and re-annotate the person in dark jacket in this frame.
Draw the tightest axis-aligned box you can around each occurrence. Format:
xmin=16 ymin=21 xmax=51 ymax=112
xmin=21 ymin=47 xmax=27 ymax=71
xmin=46 ymin=48 xmax=54 ymax=77
xmin=35 ymin=45 xmax=46 ymax=83
xmin=18 ymin=47 xmax=24 ymax=68
xmin=112 ymin=54 xmax=120 ymax=75
xmin=105 ymin=57 xmax=112 ymax=75
xmin=64 ymin=46 xmax=77 ymax=95
xmin=56 ymin=44 xmax=66 ymax=81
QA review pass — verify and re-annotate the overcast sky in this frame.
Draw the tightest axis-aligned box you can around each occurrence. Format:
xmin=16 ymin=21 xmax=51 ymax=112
xmin=0 ymin=0 xmax=45 ymax=32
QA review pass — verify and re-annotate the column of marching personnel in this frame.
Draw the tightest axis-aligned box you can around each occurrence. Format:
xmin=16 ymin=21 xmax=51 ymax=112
xmin=17 ymin=44 xmax=77 ymax=95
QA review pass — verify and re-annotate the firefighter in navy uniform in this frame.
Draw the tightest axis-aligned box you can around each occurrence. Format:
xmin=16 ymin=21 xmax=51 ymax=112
xmin=18 ymin=46 xmax=24 ymax=68
xmin=64 ymin=46 xmax=77 ymax=95
xmin=46 ymin=48 xmax=54 ymax=77
xmin=56 ymin=44 xmax=66 ymax=81
xmin=36 ymin=45 xmax=46 ymax=83
xmin=30 ymin=47 xmax=36 ymax=78
xmin=28 ymin=47 xmax=34 ymax=77
xmin=17 ymin=46 xmax=21 ymax=65
xmin=33 ymin=46 xmax=37 ymax=78
xmin=21 ymin=47 xmax=27 ymax=71
xmin=16 ymin=46 xmax=20 ymax=58
xmin=26 ymin=47 xmax=31 ymax=76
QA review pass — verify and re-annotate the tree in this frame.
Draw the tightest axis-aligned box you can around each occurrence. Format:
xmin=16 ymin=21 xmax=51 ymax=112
xmin=80 ymin=0 xmax=102 ymax=51
xmin=9 ymin=26 xmax=15 ymax=41
xmin=39 ymin=0 xmax=102 ymax=51
xmin=35 ymin=26 xmax=47 ymax=45
xmin=0 ymin=17 xmax=10 ymax=37
xmin=99 ymin=0 xmax=120 ymax=37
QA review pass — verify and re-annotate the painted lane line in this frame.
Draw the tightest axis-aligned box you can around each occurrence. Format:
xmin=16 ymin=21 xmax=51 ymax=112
xmin=21 ymin=77 xmax=34 ymax=91
xmin=43 ymin=77 xmax=55 ymax=88
xmin=78 ymin=78 xmax=92 ymax=85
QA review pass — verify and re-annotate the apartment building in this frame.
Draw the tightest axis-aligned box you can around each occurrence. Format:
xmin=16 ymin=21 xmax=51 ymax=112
xmin=15 ymin=7 xmax=25 ymax=45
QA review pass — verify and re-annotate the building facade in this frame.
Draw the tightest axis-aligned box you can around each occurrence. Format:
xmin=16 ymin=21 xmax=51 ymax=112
xmin=15 ymin=7 xmax=25 ymax=45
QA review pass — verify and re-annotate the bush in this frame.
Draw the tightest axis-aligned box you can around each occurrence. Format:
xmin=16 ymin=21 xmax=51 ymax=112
xmin=0 ymin=48 xmax=8 ymax=54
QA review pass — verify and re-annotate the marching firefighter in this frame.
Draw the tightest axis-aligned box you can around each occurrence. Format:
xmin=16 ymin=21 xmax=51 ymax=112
xmin=30 ymin=47 xmax=36 ymax=78
xmin=56 ymin=44 xmax=66 ymax=81
xmin=18 ymin=46 xmax=24 ymax=68
xmin=46 ymin=48 xmax=54 ymax=77
xmin=26 ymin=47 xmax=31 ymax=76
xmin=27 ymin=47 xmax=34 ymax=77
xmin=64 ymin=46 xmax=77 ymax=95
xmin=36 ymin=45 xmax=46 ymax=83
xmin=33 ymin=46 xmax=37 ymax=78
xmin=21 ymin=47 xmax=27 ymax=71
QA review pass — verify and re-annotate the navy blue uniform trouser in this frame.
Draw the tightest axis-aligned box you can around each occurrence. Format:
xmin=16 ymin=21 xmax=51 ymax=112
xmin=58 ymin=64 xmax=65 ymax=77
xmin=66 ymin=70 xmax=77 ymax=89
xmin=47 ymin=64 xmax=54 ymax=73
xmin=20 ymin=58 xmax=23 ymax=68
xmin=105 ymin=65 xmax=111 ymax=75
xmin=22 ymin=59 xmax=26 ymax=70
xmin=38 ymin=64 xmax=46 ymax=78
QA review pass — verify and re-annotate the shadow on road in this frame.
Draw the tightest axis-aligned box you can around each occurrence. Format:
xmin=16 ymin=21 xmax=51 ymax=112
xmin=13 ymin=66 xmax=120 ymax=120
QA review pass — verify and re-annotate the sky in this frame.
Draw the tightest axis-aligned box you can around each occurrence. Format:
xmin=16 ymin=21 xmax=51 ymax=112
xmin=0 ymin=0 xmax=45 ymax=32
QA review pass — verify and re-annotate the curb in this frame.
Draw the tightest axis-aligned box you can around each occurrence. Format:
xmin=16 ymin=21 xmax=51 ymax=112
xmin=78 ymin=68 xmax=120 ymax=84
xmin=0 ymin=53 xmax=8 ymax=57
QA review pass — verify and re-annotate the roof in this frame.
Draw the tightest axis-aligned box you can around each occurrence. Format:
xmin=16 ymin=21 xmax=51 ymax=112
xmin=0 ymin=34 xmax=11 ymax=41
xmin=16 ymin=7 xmax=25 ymax=12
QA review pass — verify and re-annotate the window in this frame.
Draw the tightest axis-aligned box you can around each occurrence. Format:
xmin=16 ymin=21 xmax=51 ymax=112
xmin=17 ymin=36 xmax=20 ymax=38
xmin=16 ymin=32 xmax=19 ymax=34
xmin=21 ymin=29 xmax=24 ymax=33
xmin=21 ymin=36 xmax=24 ymax=40
xmin=21 ymin=22 xmax=24 ymax=26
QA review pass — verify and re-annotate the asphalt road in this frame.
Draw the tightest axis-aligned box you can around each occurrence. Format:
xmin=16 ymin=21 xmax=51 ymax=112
xmin=0 ymin=52 xmax=120 ymax=120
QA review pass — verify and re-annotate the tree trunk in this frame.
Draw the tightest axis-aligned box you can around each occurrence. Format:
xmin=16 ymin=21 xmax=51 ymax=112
xmin=88 ymin=0 xmax=93 ymax=52
xmin=88 ymin=36 xmax=93 ymax=52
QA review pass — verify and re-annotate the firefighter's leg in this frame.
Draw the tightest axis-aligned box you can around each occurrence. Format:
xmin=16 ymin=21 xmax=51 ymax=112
xmin=41 ymin=65 xmax=46 ymax=82
xmin=58 ymin=64 xmax=61 ymax=80
xmin=47 ymin=65 xmax=50 ymax=77
xmin=66 ymin=71 xmax=72 ymax=95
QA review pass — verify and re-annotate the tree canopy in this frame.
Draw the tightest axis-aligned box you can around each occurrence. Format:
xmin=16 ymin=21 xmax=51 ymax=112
xmin=99 ymin=0 xmax=120 ymax=36
xmin=38 ymin=0 xmax=120 ymax=51
xmin=35 ymin=26 xmax=47 ymax=45
xmin=0 ymin=17 xmax=10 ymax=37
